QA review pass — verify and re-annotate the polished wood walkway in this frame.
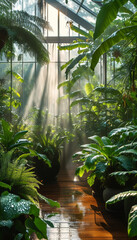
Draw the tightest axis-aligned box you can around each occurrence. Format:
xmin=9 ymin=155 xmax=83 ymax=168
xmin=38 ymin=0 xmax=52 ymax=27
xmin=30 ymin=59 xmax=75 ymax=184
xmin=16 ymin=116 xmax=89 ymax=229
xmin=39 ymin=163 xmax=135 ymax=240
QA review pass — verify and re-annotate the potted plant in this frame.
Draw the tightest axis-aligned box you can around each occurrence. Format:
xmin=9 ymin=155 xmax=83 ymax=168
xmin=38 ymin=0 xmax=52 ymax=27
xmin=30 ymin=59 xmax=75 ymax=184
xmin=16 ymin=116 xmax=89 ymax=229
xmin=0 ymin=120 xmax=60 ymax=239
xmin=30 ymin=126 xmax=67 ymax=183
xmin=73 ymin=124 xmax=137 ymax=201
xmin=106 ymin=187 xmax=137 ymax=238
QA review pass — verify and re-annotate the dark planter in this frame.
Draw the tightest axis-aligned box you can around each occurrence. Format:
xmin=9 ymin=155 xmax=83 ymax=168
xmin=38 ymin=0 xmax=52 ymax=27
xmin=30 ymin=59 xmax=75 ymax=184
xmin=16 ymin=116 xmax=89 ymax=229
xmin=33 ymin=152 xmax=60 ymax=183
xmin=103 ymin=187 xmax=124 ymax=213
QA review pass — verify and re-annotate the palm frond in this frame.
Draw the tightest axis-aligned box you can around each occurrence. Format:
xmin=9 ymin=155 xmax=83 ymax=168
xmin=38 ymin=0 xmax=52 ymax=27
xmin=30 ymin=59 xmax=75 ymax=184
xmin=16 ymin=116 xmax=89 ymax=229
xmin=0 ymin=0 xmax=51 ymax=64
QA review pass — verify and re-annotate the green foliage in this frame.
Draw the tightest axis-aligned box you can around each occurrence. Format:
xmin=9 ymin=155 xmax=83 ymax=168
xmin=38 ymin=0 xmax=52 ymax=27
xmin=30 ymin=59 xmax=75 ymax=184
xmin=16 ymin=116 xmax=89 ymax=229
xmin=0 ymin=119 xmax=31 ymax=152
xmin=106 ymin=190 xmax=137 ymax=237
xmin=91 ymin=0 xmax=137 ymax=71
xmin=74 ymin=124 xmax=137 ymax=188
xmin=94 ymin=0 xmax=128 ymax=39
xmin=0 ymin=0 xmax=50 ymax=64
xmin=91 ymin=25 xmax=137 ymax=70
xmin=0 ymin=151 xmax=40 ymax=203
xmin=0 ymin=191 xmax=50 ymax=239
xmin=58 ymin=24 xmax=93 ymax=79
xmin=38 ymin=193 xmax=60 ymax=208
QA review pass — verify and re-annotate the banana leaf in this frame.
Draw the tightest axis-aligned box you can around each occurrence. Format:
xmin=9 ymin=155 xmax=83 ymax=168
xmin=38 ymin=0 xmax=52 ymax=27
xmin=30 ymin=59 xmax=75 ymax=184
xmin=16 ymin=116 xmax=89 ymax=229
xmin=94 ymin=0 xmax=128 ymax=39
xmin=91 ymin=25 xmax=137 ymax=70
xmin=58 ymin=42 xmax=90 ymax=51
xmin=70 ymin=24 xmax=93 ymax=39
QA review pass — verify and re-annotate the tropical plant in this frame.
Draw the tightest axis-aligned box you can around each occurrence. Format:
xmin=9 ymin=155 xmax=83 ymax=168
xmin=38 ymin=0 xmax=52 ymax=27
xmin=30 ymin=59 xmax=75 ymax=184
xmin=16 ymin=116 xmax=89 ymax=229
xmin=0 ymin=191 xmax=59 ymax=240
xmin=30 ymin=125 xmax=69 ymax=182
xmin=73 ymin=124 xmax=137 ymax=188
xmin=106 ymin=189 xmax=137 ymax=238
xmin=69 ymin=84 xmax=126 ymax=136
xmin=0 ymin=119 xmax=31 ymax=153
xmin=58 ymin=23 xmax=94 ymax=79
xmin=0 ymin=151 xmax=41 ymax=203
xmin=58 ymin=22 xmax=136 ymax=136
xmin=0 ymin=71 xmax=23 ymax=122
xmin=90 ymin=0 xmax=137 ymax=75
xmin=0 ymin=0 xmax=51 ymax=64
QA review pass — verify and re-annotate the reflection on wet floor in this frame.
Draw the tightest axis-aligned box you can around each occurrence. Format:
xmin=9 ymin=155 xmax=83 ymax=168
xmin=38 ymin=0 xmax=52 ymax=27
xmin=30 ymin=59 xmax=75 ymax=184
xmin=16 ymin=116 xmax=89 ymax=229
xmin=40 ymin=166 xmax=129 ymax=240
xmin=45 ymin=213 xmax=81 ymax=240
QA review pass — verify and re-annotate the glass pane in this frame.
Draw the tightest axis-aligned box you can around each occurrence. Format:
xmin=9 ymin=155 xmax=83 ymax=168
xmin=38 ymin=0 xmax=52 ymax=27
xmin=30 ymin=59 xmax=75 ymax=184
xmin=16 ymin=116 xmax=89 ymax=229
xmin=12 ymin=63 xmax=23 ymax=104
xmin=58 ymin=44 xmax=69 ymax=62
xmin=60 ymin=12 xmax=70 ymax=36
xmin=47 ymin=4 xmax=58 ymax=36
xmin=0 ymin=63 xmax=10 ymax=79
xmin=57 ymin=0 xmax=79 ymax=13
xmin=23 ymin=0 xmax=35 ymax=15
xmin=13 ymin=0 xmax=22 ymax=10
xmin=48 ymin=43 xmax=58 ymax=62
xmin=23 ymin=52 xmax=35 ymax=62
xmin=83 ymin=0 xmax=100 ymax=14
xmin=78 ymin=8 xmax=96 ymax=26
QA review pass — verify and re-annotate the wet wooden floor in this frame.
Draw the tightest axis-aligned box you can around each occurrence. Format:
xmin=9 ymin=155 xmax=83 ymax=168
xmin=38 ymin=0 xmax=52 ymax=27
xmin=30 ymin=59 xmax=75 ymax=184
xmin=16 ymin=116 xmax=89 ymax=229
xmin=39 ymin=163 xmax=135 ymax=240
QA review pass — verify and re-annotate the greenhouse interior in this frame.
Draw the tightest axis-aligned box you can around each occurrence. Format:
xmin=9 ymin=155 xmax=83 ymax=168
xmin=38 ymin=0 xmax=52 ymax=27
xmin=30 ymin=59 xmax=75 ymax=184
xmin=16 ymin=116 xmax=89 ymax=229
xmin=0 ymin=0 xmax=137 ymax=239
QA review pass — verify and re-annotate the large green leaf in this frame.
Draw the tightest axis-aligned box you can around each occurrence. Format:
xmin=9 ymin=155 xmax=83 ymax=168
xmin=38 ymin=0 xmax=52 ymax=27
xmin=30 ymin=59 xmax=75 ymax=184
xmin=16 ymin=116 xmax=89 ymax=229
xmin=60 ymin=59 xmax=74 ymax=71
xmin=94 ymin=0 xmax=128 ymax=39
xmin=82 ymin=143 xmax=103 ymax=153
xmin=110 ymin=170 xmax=137 ymax=177
xmin=44 ymin=219 xmax=54 ymax=228
xmin=70 ymin=24 xmax=93 ymax=39
xmin=101 ymin=136 xmax=112 ymax=145
xmin=120 ymin=149 xmax=137 ymax=155
xmin=75 ymin=165 xmax=86 ymax=177
xmin=9 ymin=139 xmax=32 ymax=150
xmin=87 ymin=172 xmax=96 ymax=187
xmin=93 ymin=87 xmax=121 ymax=96
xmin=116 ymin=155 xmax=135 ymax=170
xmin=70 ymin=98 xmax=91 ymax=108
xmin=109 ymin=125 xmax=137 ymax=137
xmin=85 ymin=83 xmax=94 ymax=96
xmin=91 ymin=25 xmax=137 ymax=70
xmin=38 ymin=193 xmax=60 ymax=208
xmin=34 ymin=217 xmax=47 ymax=239
xmin=65 ymin=53 xmax=86 ymax=79
xmin=25 ymin=217 xmax=45 ymax=239
xmin=58 ymin=80 xmax=70 ymax=89
xmin=58 ymin=42 xmax=90 ymax=51
xmin=88 ymin=135 xmax=104 ymax=146
xmin=72 ymin=151 xmax=84 ymax=158
xmin=128 ymin=204 xmax=137 ymax=237
xmin=0 ymin=181 xmax=11 ymax=191
xmin=0 ymin=192 xmax=38 ymax=220
xmin=103 ymin=145 xmax=117 ymax=156
xmin=69 ymin=90 xmax=82 ymax=98
xmin=96 ymin=161 xmax=107 ymax=176
xmin=85 ymin=155 xmax=106 ymax=170
xmin=106 ymin=191 xmax=137 ymax=205
xmin=14 ymin=131 xmax=28 ymax=142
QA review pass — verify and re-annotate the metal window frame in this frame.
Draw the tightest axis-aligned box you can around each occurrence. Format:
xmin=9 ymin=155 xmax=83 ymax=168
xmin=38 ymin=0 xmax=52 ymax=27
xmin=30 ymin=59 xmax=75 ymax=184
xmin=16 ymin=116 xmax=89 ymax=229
xmin=46 ymin=0 xmax=94 ymax=30
xmin=72 ymin=0 xmax=97 ymax=17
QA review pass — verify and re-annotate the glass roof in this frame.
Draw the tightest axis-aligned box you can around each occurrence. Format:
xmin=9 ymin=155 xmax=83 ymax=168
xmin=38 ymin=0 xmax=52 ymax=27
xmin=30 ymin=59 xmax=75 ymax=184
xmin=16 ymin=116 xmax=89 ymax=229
xmin=56 ymin=0 xmax=100 ymax=26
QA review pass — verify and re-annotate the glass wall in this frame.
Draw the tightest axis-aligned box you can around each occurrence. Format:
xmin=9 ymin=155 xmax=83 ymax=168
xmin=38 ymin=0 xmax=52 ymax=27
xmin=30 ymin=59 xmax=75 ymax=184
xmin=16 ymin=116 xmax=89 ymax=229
xmin=0 ymin=0 xmax=103 ymax=127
